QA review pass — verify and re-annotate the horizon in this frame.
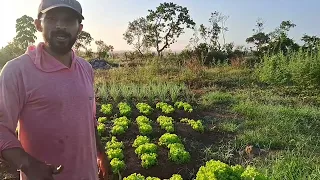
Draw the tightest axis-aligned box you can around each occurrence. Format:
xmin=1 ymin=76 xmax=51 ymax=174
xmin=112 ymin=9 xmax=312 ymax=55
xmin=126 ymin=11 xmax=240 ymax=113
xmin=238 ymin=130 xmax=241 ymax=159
xmin=1 ymin=0 xmax=319 ymax=51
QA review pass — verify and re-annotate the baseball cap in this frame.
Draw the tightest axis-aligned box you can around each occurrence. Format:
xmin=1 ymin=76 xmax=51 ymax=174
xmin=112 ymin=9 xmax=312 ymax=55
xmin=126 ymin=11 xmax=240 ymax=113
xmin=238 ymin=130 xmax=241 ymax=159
xmin=38 ymin=0 xmax=84 ymax=20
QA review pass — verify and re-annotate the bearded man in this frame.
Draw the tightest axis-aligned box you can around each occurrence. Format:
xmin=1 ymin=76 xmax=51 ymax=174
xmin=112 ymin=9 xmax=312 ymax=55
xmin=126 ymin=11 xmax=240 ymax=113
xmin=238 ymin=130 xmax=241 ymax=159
xmin=0 ymin=0 xmax=109 ymax=180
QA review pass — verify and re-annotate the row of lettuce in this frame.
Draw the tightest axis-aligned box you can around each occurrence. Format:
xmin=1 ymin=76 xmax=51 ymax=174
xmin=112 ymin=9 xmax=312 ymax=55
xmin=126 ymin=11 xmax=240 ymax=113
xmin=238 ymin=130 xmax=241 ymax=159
xmin=123 ymin=160 xmax=268 ymax=180
xmin=100 ymin=101 xmax=193 ymax=117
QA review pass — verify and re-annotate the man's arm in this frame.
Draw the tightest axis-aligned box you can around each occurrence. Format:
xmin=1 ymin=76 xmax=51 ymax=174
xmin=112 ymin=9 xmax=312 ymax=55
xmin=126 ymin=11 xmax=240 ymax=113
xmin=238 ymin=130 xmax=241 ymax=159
xmin=95 ymin=127 xmax=106 ymax=158
xmin=0 ymin=62 xmax=25 ymax=166
xmin=0 ymin=61 xmax=63 ymax=178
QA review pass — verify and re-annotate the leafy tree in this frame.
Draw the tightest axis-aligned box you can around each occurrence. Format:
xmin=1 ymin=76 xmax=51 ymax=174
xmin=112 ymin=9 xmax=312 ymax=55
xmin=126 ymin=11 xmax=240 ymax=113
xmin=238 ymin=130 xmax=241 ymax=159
xmin=246 ymin=18 xmax=270 ymax=51
xmin=0 ymin=15 xmax=36 ymax=66
xmin=75 ymin=31 xmax=94 ymax=53
xmin=145 ymin=2 xmax=196 ymax=56
xmin=95 ymin=40 xmax=113 ymax=59
xmin=190 ymin=11 xmax=230 ymax=65
xmin=0 ymin=41 xmax=25 ymax=67
xmin=301 ymin=34 xmax=320 ymax=51
xmin=199 ymin=11 xmax=229 ymax=50
xmin=123 ymin=17 xmax=150 ymax=56
xmin=14 ymin=15 xmax=37 ymax=50
xmin=268 ymin=20 xmax=300 ymax=54
xmin=84 ymin=48 xmax=94 ymax=59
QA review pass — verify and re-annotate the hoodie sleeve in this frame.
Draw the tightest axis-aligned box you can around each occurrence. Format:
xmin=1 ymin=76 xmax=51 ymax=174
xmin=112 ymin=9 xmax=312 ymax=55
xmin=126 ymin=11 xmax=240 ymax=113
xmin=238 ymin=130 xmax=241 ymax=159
xmin=0 ymin=61 xmax=25 ymax=160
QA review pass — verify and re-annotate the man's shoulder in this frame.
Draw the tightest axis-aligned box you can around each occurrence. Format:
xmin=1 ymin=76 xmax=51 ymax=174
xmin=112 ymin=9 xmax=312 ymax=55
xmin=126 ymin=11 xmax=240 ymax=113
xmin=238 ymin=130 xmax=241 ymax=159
xmin=75 ymin=56 xmax=93 ymax=71
xmin=1 ymin=54 xmax=31 ymax=74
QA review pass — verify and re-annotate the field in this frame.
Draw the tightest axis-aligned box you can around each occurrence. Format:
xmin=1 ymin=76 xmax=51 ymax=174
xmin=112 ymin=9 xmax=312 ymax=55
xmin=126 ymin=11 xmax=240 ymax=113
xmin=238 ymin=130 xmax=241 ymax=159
xmin=1 ymin=55 xmax=320 ymax=180
xmin=93 ymin=55 xmax=320 ymax=180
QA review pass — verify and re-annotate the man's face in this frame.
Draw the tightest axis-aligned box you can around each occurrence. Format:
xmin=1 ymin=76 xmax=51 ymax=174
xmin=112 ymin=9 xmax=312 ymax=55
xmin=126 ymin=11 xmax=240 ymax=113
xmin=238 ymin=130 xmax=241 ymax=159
xmin=36 ymin=7 xmax=83 ymax=55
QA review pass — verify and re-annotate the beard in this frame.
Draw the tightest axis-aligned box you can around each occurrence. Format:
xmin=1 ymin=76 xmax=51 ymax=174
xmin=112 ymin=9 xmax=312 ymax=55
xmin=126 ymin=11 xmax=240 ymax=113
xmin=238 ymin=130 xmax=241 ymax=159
xmin=44 ymin=30 xmax=78 ymax=55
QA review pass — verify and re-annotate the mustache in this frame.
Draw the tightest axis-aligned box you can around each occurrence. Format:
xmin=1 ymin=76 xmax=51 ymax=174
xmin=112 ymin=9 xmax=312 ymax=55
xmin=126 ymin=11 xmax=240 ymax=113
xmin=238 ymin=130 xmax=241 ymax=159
xmin=51 ymin=30 xmax=71 ymax=38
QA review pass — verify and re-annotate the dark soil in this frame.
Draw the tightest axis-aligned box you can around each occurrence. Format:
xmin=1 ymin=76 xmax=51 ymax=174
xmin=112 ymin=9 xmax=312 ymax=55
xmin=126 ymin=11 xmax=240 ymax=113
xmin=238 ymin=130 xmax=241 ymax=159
xmin=0 ymin=161 xmax=19 ymax=180
xmin=97 ymin=102 xmax=236 ymax=180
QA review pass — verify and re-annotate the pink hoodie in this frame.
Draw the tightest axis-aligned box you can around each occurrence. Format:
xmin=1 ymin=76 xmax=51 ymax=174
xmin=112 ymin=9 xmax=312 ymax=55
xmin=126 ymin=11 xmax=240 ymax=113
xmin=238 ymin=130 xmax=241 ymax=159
xmin=0 ymin=42 xmax=99 ymax=180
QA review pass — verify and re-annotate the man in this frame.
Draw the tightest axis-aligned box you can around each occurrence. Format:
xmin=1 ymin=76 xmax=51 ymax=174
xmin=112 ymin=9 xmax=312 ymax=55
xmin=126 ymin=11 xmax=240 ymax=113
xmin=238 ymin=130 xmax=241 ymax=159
xmin=0 ymin=0 xmax=109 ymax=179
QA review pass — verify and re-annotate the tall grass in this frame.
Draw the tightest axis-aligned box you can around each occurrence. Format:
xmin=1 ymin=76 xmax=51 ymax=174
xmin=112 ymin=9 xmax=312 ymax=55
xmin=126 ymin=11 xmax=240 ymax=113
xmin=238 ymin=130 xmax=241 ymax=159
xmin=255 ymin=48 xmax=320 ymax=89
xmin=95 ymin=82 xmax=194 ymax=104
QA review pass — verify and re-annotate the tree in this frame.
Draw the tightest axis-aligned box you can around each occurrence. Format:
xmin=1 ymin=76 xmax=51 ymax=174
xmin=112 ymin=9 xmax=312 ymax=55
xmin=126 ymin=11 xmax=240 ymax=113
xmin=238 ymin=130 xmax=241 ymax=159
xmin=0 ymin=15 xmax=36 ymax=67
xmin=301 ymin=34 xmax=320 ymax=51
xmin=123 ymin=17 xmax=150 ymax=56
xmin=145 ymin=2 xmax=196 ymax=56
xmin=14 ymin=15 xmax=37 ymax=50
xmin=75 ymin=31 xmax=93 ymax=53
xmin=199 ymin=11 xmax=229 ymax=51
xmin=84 ymin=48 xmax=94 ymax=59
xmin=268 ymin=20 xmax=300 ymax=54
xmin=0 ymin=41 xmax=25 ymax=67
xmin=246 ymin=18 xmax=270 ymax=53
xmin=95 ymin=40 xmax=113 ymax=59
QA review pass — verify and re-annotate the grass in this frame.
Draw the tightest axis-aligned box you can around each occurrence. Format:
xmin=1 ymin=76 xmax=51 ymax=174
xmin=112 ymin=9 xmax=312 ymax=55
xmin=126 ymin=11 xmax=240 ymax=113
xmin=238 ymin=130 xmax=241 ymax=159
xmin=95 ymin=81 xmax=195 ymax=105
xmin=92 ymin=54 xmax=320 ymax=179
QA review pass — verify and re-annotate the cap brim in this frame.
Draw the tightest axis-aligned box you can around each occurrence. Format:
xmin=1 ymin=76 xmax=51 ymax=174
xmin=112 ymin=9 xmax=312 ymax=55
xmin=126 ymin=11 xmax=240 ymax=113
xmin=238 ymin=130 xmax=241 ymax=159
xmin=41 ymin=4 xmax=84 ymax=20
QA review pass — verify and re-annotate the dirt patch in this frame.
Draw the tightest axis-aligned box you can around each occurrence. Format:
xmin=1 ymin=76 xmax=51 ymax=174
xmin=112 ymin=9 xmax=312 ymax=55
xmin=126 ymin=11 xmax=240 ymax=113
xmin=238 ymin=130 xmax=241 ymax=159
xmin=0 ymin=161 xmax=19 ymax=180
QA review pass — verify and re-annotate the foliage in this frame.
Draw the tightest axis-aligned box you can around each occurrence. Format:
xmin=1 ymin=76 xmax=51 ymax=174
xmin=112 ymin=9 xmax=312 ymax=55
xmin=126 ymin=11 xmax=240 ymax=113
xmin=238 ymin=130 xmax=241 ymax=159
xmin=168 ymin=143 xmax=190 ymax=164
xmin=14 ymin=15 xmax=37 ymax=50
xmin=118 ymin=102 xmax=132 ymax=117
xmin=110 ymin=158 xmax=126 ymax=174
xmin=97 ymin=123 xmax=106 ymax=137
xmin=255 ymin=46 xmax=320 ymax=89
xmin=145 ymin=2 xmax=195 ymax=56
xmin=123 ymin=17 xmax=151 ymax=56
xmin=133 ymin=135 xmax=150 ymax=148
xmin=100 ymin=104 xmax=113 ymax=115
xmin=106 ymin=136 xmax=124 ymax=150
xmin=201 ymin=91 xmax=236 ymax=107
xmin=174 ymin=101 xmax=193 ymax=112
xmin=106 ymin=137 xmax=126 ymax=174
xmin=195 ymin=160 xmax=267 ymax=180
xmin=136 ymin=103 xmax=154 ymax=115
xmin=75 ymin=31 xmax=93 ymax=52
xmin=156 ymin=116 xmax=175 ymax=132
xmin=156 ymin=102 xmax=175 ymax=114
xmin=98 ymin=117 xmax=108 ymax=124
xmin=107 ymin=148 xmax=124 ymax=160
xmin=141 ymin=153 xmax=158 ymax=169
xmin=95 ymin=40 xmax=114 ymax=59
xmin=158 ymin=133 xmax=181 ymax=147
xmin=135 ymin=143 xmax=158 ymax=157
xmin=0 ymin=15 xmax=37 ymax=66
xmin=136 ymin=116 xmax=153 ymax=135
xmin=169 ymin=174 xmax=183 ymax=180
xmin=123 ymin=173 xmax=183 ymax=180
xmin=134 ymin=140 xmax=158 ymax=169
xmin=111 ymin=116 xmax=131 ymax=135
xmin=180 ymin=118 xmax=204 ymax=133
xmin=123 ymin=173 xmax=146 ymax=180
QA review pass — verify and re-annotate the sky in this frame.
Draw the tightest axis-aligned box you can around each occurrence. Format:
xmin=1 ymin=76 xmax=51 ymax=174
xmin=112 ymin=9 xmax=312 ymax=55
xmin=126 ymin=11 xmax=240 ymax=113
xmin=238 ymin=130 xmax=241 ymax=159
xmin=0 ymin=0 xmax=319 ymax=51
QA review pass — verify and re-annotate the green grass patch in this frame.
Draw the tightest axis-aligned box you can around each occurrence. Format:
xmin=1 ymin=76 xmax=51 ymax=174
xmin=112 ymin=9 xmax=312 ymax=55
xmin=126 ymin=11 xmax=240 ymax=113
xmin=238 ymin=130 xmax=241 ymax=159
xmin=200 ymin=91 xmax=237 ymax=108
xmin=232 ymin=101 xmax=320 ymax=149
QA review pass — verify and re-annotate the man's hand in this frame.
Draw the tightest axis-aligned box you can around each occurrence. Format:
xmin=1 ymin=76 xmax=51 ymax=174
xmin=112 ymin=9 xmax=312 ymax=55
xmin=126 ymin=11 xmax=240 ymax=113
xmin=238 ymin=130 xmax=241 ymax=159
xmin=20 ymin=155 xmax=64 ymax=180
xmin=2 ymin=147 xmax=63 ymax=180
xmin=97 ymin=153 xmax=109 ymax=180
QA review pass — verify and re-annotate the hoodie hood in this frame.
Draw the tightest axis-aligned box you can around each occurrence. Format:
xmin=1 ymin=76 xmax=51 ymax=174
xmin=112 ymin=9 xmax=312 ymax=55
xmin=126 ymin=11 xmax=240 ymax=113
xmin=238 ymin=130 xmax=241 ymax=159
xmin=26 ymin=42 xmax=77 ymax=72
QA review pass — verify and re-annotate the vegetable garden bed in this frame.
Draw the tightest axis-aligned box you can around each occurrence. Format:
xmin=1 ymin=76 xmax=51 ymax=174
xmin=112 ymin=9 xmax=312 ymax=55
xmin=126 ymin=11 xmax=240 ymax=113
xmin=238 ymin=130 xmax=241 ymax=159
xmin=96 ymin=101 xmax=267 ymax=180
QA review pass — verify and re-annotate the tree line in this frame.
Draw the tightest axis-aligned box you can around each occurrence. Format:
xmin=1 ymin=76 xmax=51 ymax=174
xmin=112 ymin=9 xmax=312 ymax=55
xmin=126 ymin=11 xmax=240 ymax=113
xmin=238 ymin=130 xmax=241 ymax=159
xmin=1 ymin=2 xmax=319 ymax=67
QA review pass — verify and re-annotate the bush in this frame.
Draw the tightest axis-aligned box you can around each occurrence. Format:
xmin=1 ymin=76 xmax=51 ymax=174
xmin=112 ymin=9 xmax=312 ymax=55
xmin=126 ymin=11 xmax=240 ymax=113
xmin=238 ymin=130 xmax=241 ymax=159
xmin=255 ymin=47 xmax=320 ymax=90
